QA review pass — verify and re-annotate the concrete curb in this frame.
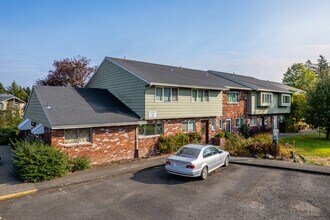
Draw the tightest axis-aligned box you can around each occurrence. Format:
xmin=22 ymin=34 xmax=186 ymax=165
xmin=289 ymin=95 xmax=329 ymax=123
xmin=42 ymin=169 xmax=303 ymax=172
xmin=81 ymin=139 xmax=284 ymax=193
xmin=0 ymin=189 xmax=38 ymax=201
xmin=35 ymin=163 xmax=166 ymax=191
xmin=230 ymin=160 xmax=330 ymax=176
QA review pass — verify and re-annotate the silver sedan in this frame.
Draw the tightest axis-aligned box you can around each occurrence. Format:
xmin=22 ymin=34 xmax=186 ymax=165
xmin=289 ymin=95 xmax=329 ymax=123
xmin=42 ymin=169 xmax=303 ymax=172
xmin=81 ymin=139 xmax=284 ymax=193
xmin=165 ymin=144 xmax=230 ymax=180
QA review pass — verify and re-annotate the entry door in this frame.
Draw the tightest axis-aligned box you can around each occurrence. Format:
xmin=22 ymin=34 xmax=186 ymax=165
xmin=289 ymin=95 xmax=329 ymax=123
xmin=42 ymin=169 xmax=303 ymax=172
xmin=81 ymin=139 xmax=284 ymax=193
xmin=225 ymin=119 xmax=231 ymax=133
xmin=201 ymin=120 xmax=209 ymax=144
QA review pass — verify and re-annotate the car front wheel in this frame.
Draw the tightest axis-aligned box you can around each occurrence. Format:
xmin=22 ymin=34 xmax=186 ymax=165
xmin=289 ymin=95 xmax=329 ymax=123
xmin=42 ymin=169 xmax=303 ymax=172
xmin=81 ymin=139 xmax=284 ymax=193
xmin=224 ymin=156 xmax=229 ymax=167
xmin=200 ymin=166 xmax=208 ymax=180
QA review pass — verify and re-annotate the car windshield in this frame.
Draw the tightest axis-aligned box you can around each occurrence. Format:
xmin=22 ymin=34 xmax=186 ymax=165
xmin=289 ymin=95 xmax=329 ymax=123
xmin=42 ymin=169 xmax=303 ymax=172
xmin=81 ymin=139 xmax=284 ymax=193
xmin=175 ymin=147 xmax=201 ymax=158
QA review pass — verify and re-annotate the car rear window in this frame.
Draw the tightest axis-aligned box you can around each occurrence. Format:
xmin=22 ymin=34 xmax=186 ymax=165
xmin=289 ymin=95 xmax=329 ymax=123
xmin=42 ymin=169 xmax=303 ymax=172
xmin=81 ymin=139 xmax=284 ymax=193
xmin=175 ymin=147 xmax=201 ymax=158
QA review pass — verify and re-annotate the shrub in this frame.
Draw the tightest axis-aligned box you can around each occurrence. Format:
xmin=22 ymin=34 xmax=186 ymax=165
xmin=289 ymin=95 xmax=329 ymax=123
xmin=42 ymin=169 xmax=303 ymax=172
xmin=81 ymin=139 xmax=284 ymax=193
xmin=239 ymin=124 xmax=250 ymax=138
xmin=158 ymin=132 xmax=203 ymax=153
xmin=69 ymin=157 xmax=91 ymax=172
xmin=12 ymin=140 xmax=69 ymax=182
xmin=217 ymin=131 xmax=226 ymax=138
xmin=223 ymin=133 xmax=251 ymax=156
xmin=0 ymin=125 xmax=19 ymax=145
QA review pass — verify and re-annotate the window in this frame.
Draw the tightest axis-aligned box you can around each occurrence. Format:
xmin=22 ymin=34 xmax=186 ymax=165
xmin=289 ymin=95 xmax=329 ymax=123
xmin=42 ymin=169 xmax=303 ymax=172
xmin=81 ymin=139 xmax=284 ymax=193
xmin=182 ymin=121 xmax=196 ymax=132
xmin=155 ymin=87 xmax=163 ymax=102
xmin=250 ymin=117 xmax=257 ymax=126
xmin=228 ymin=92 xmax=239 ymax=103
xmin=64 ymin=128 xmax=91 ymax=144
xmin=204 ymin=90 xmax=210 ymax=102
xmin=282 ymin=94 xmax=290 ymax=104
xmin=219 ymin=119 xmax=223 ymax=129
xmin=139 ymin=123 xmax=163 ymax=136
xmin=203 ymin=147 xmax=213 ymax=158
xmin=192 ymin=90 xmax=198 ymax=102
xmin=155 ymin=87 xmax=179 ymax=102
xmin=172 ymin=88 xmax=178 ymax=101
xmin=262 ymin=93 xmax=272 ymax=104
xmin=191 ymin=89 xmax=210 ymax=102
xmin=175 ymin=147 xmax=201 ymax=158
xmin=0 ymin=102 xmax=4 ymax=110
xmin=164 ymin=88 xmax=171 ymax=102
xmin=197 ymin=90 xmax=203 ymax=102
xmin=235 ymin=118 xmax=244 ymax=127
xmin=211 ymin=119 xmax=216 ymax=131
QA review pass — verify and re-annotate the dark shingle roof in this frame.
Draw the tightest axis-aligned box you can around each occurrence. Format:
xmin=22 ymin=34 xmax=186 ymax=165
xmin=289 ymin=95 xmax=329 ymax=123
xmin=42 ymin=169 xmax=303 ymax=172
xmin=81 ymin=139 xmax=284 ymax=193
xmin=32 ymin=86 xmax=143 ymax=129
xmin=208 ymin=71 xmax=300 ymax=93
xmin=0 ymin=94 xmax=14 ymax=102
xmin=0 ymin=94 xmax=25 ymax=103
xmin=107 ymin=57 xmax=249 ymax=90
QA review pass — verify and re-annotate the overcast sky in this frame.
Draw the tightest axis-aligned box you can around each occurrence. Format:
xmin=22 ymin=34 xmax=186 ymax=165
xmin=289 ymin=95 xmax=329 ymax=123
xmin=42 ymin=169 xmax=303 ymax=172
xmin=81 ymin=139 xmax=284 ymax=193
xmin=1 ymin=0 xmax=330 ymax=88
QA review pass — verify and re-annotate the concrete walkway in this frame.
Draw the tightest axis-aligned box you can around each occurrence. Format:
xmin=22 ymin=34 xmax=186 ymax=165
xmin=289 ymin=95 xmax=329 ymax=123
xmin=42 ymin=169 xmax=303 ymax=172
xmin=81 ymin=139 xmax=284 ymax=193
xmin=1 ymin=154 xmax=329 ymax=201
xmin=230 ymin=157 xmax=330 ymax=176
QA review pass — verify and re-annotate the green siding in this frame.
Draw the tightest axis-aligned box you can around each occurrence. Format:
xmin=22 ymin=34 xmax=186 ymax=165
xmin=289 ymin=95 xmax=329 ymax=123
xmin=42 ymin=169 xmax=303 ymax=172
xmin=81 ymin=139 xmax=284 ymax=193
xmin=248 ymin=91 xmax=290 ymax=115
xmin=87 ymin=59 xmax=147 ymax=117
xmin=145 ymin=87 xmax=222 ymax=119
xmin=24 ymin=90 xmax=51 ymax=127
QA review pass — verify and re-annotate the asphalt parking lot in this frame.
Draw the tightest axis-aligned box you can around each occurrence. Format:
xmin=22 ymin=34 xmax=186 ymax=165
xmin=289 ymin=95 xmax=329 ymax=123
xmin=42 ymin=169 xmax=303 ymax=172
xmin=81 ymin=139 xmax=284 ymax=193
xmin=0 ymin=164 xmax=329 ymax=220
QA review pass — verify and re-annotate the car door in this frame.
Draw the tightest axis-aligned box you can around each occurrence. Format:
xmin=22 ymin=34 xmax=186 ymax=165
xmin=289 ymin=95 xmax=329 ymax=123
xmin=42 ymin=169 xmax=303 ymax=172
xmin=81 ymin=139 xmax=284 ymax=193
xmin=211 ymin=147 xmax=226 ymax=166
xmin=202 ymin=147 xmax=216 ymax=170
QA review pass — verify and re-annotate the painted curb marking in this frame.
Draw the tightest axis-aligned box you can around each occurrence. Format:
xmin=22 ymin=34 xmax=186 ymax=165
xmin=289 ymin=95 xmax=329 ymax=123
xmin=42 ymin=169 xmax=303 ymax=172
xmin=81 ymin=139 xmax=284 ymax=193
xmin=0 ymin=189 xmax=38 ymax=201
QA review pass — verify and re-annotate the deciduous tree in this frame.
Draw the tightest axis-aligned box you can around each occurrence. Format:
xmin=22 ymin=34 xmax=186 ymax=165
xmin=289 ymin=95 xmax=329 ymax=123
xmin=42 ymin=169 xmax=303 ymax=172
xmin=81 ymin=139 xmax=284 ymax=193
xmin=36 ymin=56 xmax=96 ymax=87
xmin=283 ymin=63 xmax=317 ymax=91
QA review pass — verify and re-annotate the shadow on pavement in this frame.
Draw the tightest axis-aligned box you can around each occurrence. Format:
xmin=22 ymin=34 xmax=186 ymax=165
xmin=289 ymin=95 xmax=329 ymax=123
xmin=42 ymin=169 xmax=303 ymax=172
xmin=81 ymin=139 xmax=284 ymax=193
xmin=0 ymin=145 xmax=21 ymax=185
xmin=130 ymin=165 xmax=200 ymax=185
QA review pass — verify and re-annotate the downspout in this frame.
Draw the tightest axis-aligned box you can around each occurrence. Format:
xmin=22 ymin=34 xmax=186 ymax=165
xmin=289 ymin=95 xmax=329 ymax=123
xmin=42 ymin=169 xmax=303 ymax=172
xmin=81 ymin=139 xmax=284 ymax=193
xmin=134 ymin=126 xmax=139 ymax=158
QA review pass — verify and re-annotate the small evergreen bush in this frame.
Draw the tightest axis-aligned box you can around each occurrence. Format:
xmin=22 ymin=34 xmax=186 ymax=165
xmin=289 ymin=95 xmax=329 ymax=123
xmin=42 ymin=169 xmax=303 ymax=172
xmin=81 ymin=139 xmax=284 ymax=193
xmin=239 ymin=124 xmax=250 ymax=138
xmin=70 ymin=157 xmax=91 ymax=172
xmin=0 ymin=125 xmax=19 ymax=145
xmin=12 ymin=140 xmax=69 ymax=182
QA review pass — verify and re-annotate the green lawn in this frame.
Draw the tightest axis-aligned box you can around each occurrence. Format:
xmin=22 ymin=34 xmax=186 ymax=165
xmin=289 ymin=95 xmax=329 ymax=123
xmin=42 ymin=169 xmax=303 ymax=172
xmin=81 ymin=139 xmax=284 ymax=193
xmin=280 ymin=131 xmax=330 ymax=165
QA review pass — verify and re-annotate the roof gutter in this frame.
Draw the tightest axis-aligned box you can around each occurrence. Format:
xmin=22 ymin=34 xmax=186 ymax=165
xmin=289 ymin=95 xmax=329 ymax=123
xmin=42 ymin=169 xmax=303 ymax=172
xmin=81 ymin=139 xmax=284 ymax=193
xmin=256 ymin=89 xmax=293 ymax=94
xmin=149 ymin=82 xmax=228 ymax=91
xmin=51 ymin=121 xmax=147 ymax=130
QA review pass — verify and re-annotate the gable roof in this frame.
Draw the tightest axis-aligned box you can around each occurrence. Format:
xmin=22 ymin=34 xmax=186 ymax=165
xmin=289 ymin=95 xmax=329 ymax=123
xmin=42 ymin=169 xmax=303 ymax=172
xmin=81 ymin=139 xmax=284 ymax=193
xmin=208 ymin=71 xmax=300 ymax=93
xmin=0 ymin=94 xmax=25 ymax=103
xmin=106 ymin=57 xmax=250 ymax=90
xmin=28 ymin=86 xmax=145 ymax=129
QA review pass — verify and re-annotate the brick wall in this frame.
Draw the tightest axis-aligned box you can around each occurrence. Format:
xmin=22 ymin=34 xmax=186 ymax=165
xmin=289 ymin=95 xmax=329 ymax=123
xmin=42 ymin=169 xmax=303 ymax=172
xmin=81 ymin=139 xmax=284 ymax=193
xmin=51 ymin=126 xmax=137 ymax=165
xmin=138 ymin=117 xmax=222 ymax=155
xmin=49 ymin=118 xmax=223 ymax=165
xmin=221 ymin=90 xmax=248 ymax=132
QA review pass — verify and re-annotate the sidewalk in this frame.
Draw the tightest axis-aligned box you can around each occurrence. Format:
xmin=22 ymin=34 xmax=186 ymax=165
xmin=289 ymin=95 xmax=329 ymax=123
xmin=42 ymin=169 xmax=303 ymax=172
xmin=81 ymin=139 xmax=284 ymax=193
xmin=0 ymin=155 xmax=168 ymax=200
xmin=1 ymin=155 xmax=329 ymax=201
xmin=230 ymin=157 xmax=330 ymax=176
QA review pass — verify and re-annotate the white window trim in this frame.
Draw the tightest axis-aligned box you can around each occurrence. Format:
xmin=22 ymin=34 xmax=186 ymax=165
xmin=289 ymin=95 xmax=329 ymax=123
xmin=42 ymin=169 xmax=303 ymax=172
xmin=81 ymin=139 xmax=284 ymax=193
xmin=219 ymin=119 xmax=223 ymax=129
xmin=64 ymin=128 xmax=92 ymax=145
xmin=250 ymin=117 xmax=257 ymax=126
xmin=227 ymin=91 xmax=239 ymax=103
xmin=182 ymin=120 xmax=196 ymax=132
xmin=139 ymin=123 xmax=164 ymax=137
xmin=281 ymin=94 xmax=291 ymax=106
xmin=171 ymin=88 xmax=179 ymax=102
xmin=155 ymin=86 xmax=163 ymax=102
xmin=235 ymin=118 xmax=244 ymax=128
xmin=155 ymin=87 xmax=179 ymax=103
xmin=204 ymin=90 xmax=210 ymax=102
xmin=191 ymin=89 xmax=198 ymax=102
xmin=191 ymin=89 xmax=209 ymax=102
xmin=211 ymin=119 xmax=216 ymax=131
xmin=260 ymin=92 xmax=273 ymax=105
